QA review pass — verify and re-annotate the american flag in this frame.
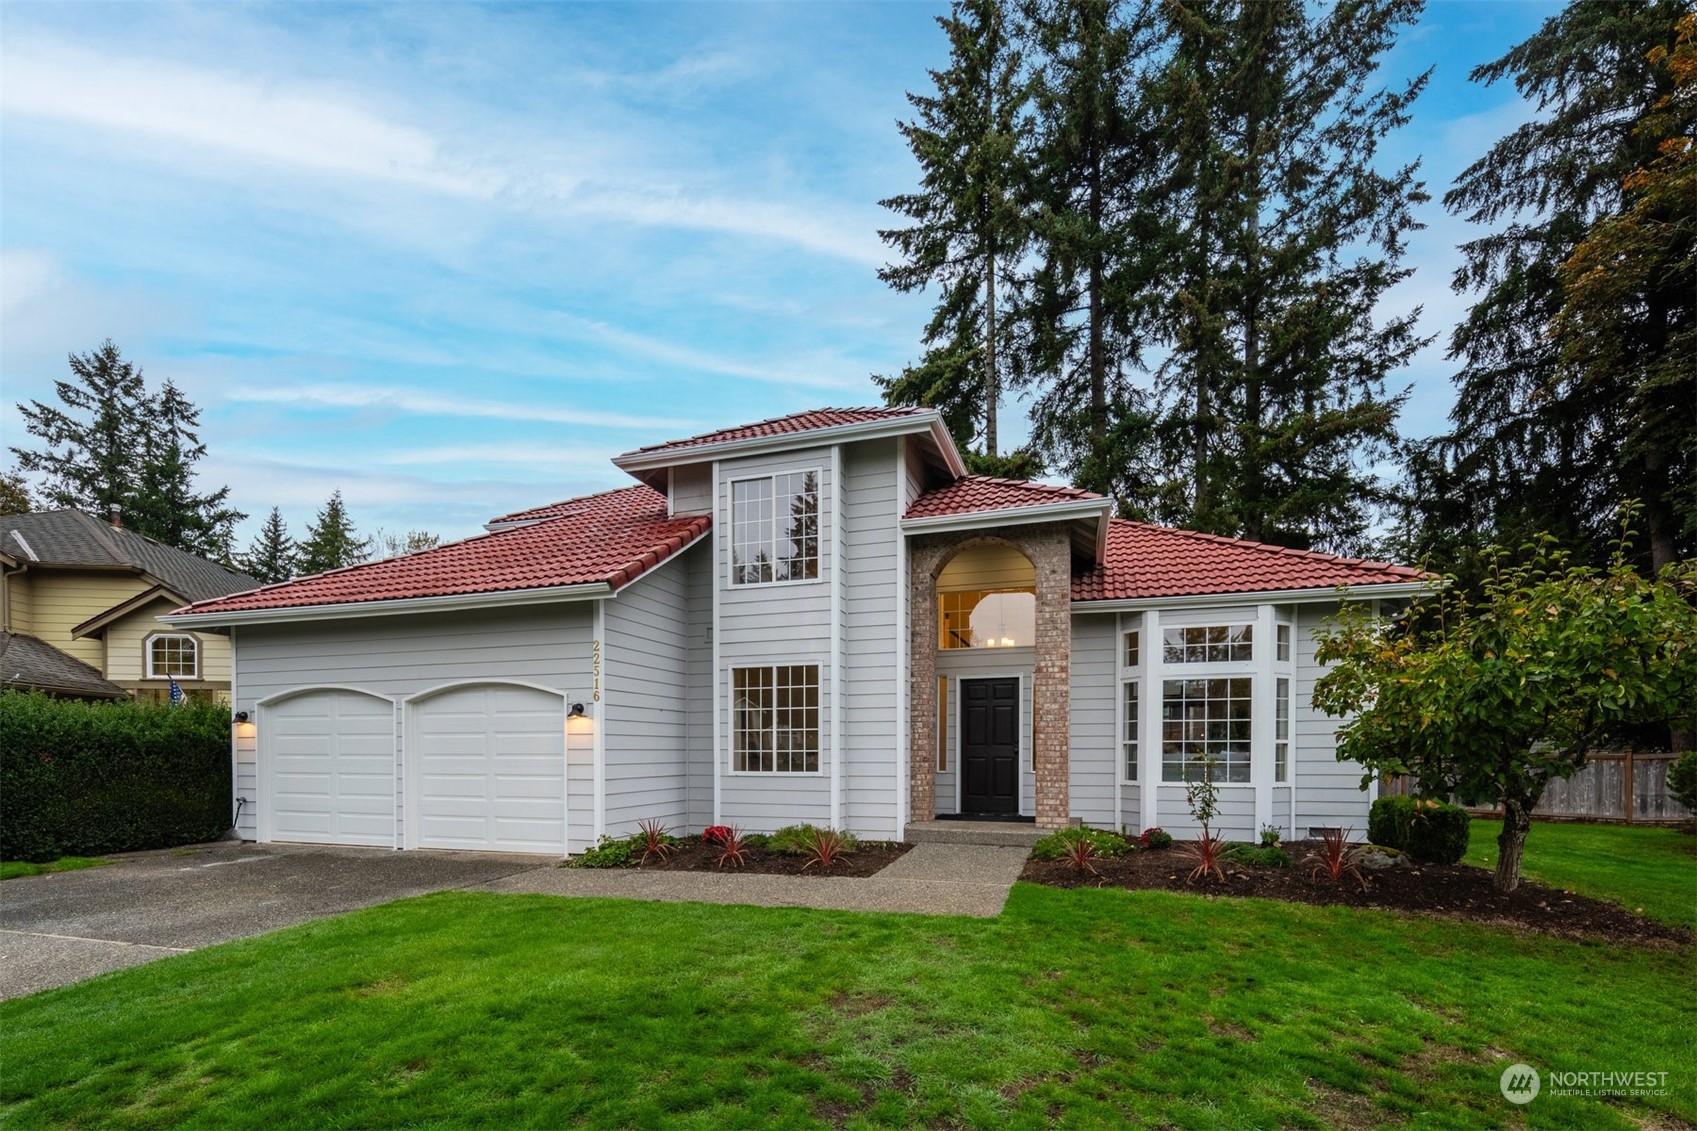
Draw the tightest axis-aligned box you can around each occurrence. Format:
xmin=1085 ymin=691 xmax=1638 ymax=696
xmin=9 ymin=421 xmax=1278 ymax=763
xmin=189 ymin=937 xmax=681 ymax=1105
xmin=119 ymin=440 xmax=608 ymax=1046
xmin=168 ymin=677 xmax=185 ymax=706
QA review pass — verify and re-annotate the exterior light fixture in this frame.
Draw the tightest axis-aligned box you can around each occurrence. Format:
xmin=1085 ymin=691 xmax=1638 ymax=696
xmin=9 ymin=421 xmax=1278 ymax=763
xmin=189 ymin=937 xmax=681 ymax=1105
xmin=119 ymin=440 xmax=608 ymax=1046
xmin=234 ymin=711 xmax=250 ymax=723
xmin=568 ymin=703 xmax=586 ymax=718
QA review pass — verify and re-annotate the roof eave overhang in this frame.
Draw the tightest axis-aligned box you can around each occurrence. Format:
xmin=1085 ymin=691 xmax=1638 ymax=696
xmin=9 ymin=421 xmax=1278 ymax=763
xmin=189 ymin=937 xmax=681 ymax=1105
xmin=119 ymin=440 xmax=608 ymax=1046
xmin=160 ymin=581 xmax=615 ymax=629
xmin=901 ymin=499 xmax=1111 ymax=537
xmin=1069 ymin=579 xmax=1435 ymax=612
xmin=613 ymin=413 xmax=965 ymax=484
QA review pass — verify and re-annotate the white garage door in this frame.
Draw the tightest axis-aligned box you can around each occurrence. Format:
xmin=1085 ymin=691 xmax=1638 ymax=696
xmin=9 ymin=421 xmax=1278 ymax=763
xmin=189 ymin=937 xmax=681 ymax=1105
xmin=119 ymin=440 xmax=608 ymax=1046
xmin=267 ymin=690 xmax=396 ymax=847
xmin=411 ymin=684 xmax=565 ymax=854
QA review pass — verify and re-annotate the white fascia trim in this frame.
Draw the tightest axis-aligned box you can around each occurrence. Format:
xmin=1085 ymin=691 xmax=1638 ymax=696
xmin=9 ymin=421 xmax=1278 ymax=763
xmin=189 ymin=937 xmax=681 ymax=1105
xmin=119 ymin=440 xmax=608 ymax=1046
xmin=1071 ymin=580 xmax=1433 ymax=614
xmin=159 ymin=581 xmax=615 ymax=628
xmin=900 ymin=499 xmax=1110 ymax=536
xmin=614 ymin=413 xmax=965 ymax=479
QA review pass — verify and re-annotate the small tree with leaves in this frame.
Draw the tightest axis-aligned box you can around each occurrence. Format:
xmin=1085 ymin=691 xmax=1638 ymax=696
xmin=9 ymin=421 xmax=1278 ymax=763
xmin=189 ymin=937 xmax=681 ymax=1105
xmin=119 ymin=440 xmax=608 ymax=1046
xmin=0 ymin=466 xmax=33 ymax=517
xmin=297 ymin=491 xmax=372 ymax=576
xmin=242 ymin=508 xmax=298 ymax=584
xmin=1313 ymin=529 xmax=1697 ymax=892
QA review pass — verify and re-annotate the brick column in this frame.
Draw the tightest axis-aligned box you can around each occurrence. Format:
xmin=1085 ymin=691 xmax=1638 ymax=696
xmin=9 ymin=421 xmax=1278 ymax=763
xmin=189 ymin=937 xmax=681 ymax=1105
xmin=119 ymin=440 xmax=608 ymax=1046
xmin=908 ymin=526 xmax=1073 ymax=831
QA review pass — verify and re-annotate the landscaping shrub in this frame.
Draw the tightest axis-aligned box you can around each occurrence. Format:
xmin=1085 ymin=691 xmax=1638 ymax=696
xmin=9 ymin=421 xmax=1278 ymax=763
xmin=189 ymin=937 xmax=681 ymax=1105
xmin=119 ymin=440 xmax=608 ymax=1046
xmin=571 ymin=834 xmax=640 ymax=868
xmin=1139 ymin=827 xmax=1173 ymax=850
xmin=1406 ymin=799 xmax=1471 ymax=865
xmin=1 ymin=691 xmax=231 ymax=862
xmin=701 ymin=825 xmax=733 ymax=845
xmin=1031 ymin=826 xmax=1131 ymax=861
xmin=1221 ymin=843 xmax=1292 ymax=868
xmin=767 ymin=824 xmax=858 ymax=856
xmin=1368 ymin=795 xmax=1416 ymax=850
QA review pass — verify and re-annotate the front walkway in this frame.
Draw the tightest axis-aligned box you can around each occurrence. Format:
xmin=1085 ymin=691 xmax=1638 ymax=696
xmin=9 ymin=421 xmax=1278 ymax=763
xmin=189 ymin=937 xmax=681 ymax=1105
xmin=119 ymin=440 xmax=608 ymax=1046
xmin=481 ymin=843 xmax=1031 ymax=918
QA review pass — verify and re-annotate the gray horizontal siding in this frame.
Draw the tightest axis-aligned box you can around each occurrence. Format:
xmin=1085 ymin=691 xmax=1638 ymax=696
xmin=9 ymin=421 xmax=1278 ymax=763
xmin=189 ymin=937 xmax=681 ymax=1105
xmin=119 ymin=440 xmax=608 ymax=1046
xmin=841 ymin=438 xmax=901 ymax=837
xmin=1294 ymin=603 xmax=1372 ymax=832
xmin=1152 ymin=784 xmax=1257 ymax=840
xmin=603 ymin=547 xmax=697 ymax=838
xmin=1069 ymin=613 xmax=1117 ymax=829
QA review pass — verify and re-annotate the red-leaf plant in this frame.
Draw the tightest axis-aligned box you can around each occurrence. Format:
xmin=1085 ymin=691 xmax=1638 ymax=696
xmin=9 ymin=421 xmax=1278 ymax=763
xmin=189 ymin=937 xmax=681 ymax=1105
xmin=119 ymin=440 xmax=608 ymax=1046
xmin=702 ymin=825 xmax=733 ymax=846
xmin=801 ymin=827 xmax=854 ymax=871
xmin=1180 ymin=831 xmax=1228 ymax=883
xmin=715 ymin=827 xmax=749 ymax=869
xmin=637 ymin=819 xmax=676 ymax=866
xmin=1306 ymin=827 xmax=1368 ymax=890
xmin=1065 ymin=835 xmax=1100 ymax=877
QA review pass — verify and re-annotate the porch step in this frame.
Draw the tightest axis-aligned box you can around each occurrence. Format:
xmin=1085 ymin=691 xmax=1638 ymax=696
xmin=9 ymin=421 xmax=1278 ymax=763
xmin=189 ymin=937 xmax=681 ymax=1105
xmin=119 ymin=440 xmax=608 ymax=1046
xmin=904 ymin=820 xmax=1045 ymax=848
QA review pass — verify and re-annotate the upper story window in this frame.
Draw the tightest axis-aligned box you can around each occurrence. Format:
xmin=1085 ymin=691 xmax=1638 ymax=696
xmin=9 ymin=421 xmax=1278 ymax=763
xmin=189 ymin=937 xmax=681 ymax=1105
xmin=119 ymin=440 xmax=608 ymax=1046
xmin=731 ymin=470 xmax=819 ymax=585
xmin=147 ymin=633 xmax=198 ymax=680
xmin=939 ymin=590 xmax=1036 ymax=649
xmin=1163 ymin=624 xmax=1253 ymax=664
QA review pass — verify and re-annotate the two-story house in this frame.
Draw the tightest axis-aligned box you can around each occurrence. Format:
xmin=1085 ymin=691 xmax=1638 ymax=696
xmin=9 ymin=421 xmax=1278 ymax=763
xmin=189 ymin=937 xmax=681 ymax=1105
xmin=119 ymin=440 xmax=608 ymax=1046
xmin=163 ymin=407 xmax=1429 ymax=855
xmin=2 ymin=509 xmax=259 ymax=702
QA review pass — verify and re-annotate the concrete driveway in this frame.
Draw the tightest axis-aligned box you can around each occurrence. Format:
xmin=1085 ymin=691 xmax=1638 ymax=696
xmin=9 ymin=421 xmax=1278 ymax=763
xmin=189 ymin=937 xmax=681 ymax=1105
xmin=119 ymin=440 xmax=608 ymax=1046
xmin=0 ymin=841 xmax=550 ymax=1000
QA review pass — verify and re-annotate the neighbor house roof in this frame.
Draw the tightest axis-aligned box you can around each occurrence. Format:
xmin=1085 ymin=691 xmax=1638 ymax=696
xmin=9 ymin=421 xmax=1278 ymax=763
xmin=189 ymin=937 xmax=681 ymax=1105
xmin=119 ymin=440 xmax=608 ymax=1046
xmin=0 ymin=631 xmax=129 ymax=699
xmin=0 ymin=510 xmax=259 ymax=602
xmin=905 ymin=476 xmax=1105 ymax=520
xmin=170 ymin=485 xmax=709 ymax=620
xmin=1071 ymin=519 xmax=1432 ymax=603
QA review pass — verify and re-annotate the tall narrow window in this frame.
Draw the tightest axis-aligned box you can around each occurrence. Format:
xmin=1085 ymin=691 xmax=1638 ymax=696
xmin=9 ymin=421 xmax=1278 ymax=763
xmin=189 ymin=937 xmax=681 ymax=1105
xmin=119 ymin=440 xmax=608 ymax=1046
xmin=1276 ymin=624 xmax=1291 ymax=662
xmin=1123 ymin=682 xmax=1139 ymax=781
xmin=937 ymin=676 xmax=949 ymax=771
xmin=731 ymin=471 xmax=818 ymax=585
xmin=732 ymin=665 xmax=820 ymax=772
xmin=1124 ymin=630 xmax=1140 ymax=668
xmin=1275 ymin=677 xmax=1291 ymax=783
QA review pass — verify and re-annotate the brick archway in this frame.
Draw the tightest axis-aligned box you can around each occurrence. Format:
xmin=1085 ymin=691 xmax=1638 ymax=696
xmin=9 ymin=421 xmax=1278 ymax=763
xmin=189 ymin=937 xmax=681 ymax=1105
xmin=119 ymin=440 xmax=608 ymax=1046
xmin=909 ymin=525 xmax=1072 ymax=830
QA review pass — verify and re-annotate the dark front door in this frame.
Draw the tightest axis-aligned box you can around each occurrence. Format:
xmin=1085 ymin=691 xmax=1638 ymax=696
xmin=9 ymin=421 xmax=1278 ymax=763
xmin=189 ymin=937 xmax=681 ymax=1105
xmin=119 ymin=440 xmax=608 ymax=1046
xmin=961 ymin=677 xmax=1019 ymax=815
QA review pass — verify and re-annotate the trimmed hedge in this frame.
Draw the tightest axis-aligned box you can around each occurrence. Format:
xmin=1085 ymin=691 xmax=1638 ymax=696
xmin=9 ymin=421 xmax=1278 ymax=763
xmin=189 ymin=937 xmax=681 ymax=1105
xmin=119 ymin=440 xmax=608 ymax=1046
xmin=1 ymin=691 xmax=232 ymax=862
xmin=1367 ymin=794 xmax=1470 ymax=864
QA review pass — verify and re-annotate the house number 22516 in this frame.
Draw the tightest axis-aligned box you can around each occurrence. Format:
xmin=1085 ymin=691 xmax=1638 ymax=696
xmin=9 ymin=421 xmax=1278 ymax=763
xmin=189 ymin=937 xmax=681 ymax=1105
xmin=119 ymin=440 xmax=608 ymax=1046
xmin=591 ymin=639 xmax=601 ymax=702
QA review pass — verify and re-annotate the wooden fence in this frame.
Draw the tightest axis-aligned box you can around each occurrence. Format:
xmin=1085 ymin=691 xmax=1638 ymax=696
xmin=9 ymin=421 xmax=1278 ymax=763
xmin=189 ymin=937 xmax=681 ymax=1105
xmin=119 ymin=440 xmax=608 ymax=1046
xmin=1381 ymin=751 xmax=1692 ymax=825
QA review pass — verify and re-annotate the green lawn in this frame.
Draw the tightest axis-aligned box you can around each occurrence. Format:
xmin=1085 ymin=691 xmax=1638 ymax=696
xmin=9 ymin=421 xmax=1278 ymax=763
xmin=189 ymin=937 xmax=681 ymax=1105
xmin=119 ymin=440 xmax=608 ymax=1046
xmin=3 ymin=886 xmax=1691 ymax=1130
xmin=0 ymin=856 xmax=110 ymax=881
xmin=1463 ymin=816 xmax=1697 ymax=929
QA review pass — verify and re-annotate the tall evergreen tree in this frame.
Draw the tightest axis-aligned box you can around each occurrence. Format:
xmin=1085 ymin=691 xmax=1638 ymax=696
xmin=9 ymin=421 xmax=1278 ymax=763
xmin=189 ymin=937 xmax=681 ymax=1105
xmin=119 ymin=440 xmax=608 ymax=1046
xmin=0 ymin=466 xmax=33 ymax=517
xmin=11 ymin=340 xmax=148 ymax=515
xmin=130 ymin=380 xmax=245 ymax=561
xmin=242 ymin=507 xmax=298 ymax=584
xmin=1021 ymin=0 xmax=1163 ymax=503
xmin=297 ymin=491 xmax=372 ymax=576
xmin=1142 ymin=0 xmax=1428 ymax=551
xmin=878 ymin=0 xmax=1030 ymax=458
xmin=1427 ymin=0 xmax=1691 ymax=572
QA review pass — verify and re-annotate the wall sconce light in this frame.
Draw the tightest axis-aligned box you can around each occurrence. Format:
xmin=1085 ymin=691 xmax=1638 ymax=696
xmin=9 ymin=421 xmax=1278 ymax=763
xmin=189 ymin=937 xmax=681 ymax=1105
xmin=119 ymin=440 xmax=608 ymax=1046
xmin=234 ymin=711 xmax=250 ymax=723
xmin=568 ymin=703 xmax=586 ymax=718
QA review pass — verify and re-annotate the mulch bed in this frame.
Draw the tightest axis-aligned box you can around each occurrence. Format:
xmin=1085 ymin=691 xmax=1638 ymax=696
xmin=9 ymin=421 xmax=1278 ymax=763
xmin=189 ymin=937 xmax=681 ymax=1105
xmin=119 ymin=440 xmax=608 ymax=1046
xmin=639 ymin=839 xmax=913 ymax=878
xmin=1021 ymin=840 xmax=1693 ymax=947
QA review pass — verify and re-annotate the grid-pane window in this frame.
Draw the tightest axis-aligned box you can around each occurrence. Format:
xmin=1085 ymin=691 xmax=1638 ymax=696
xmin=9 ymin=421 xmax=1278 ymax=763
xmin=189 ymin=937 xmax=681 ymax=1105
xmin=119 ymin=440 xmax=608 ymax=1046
xmin=1123 ymin=682 xmax=1138 ymax=781
xmin=1275 ymin=677 xmax=1291 ymax=782
xmin=938 ymin=589 xmax=1035 ymax=649
xmin=147 ymin=634 xmax=198 ymax=679
xmin=1161 ymin=677 xmax=1253 ymax=782
xmin=732 ymin=665 xmax=820 ymax=772
xmin=1124 ymin=630 xmax=1140 ymax=668
xmin=1163 ymin=625 xmax=1253 ymax=664
xmin=731 ymin=471 xmax=818 ymax=585
xmin=1276 ymin=624 xmax=1291 ymax=662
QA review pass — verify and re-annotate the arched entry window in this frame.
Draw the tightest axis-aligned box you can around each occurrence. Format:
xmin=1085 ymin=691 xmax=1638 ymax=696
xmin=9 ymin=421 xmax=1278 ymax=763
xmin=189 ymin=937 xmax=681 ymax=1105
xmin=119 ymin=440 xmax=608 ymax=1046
xmin=937 ymin=544 xmax=1036 ymax=649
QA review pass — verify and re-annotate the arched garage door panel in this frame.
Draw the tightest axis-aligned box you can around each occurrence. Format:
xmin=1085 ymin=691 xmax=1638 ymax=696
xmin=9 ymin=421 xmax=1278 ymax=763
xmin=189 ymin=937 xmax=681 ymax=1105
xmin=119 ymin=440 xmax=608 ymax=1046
xmin=412 ymin=685 xmax=565 ymax=854
xmin=267 ymin=691 xmax=395 ymax=847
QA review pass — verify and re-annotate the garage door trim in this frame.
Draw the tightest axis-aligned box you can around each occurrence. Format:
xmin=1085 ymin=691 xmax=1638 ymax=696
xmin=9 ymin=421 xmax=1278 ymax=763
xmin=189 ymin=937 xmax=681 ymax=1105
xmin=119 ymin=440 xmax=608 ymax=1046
xmin=401 ymin=680 xmax=570 ymax=854
xmin=256 ymin=685 xmax=398 ymax=848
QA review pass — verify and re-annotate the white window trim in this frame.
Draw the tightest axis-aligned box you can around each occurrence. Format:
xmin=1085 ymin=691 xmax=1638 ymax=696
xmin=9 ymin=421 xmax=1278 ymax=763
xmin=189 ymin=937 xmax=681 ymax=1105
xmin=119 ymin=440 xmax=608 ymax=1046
xmin=725 ymin=661 xmax=827 ymax=777
xmin=1117 ymin=620 xmax=1142 ymax=786
xmin=1159 ymin=622 xmax=1257 ymax=668
xmin=725 ymin=468 xmax=825 ymax=589
xmin=144 ymin=632 xmax=199 ymax=680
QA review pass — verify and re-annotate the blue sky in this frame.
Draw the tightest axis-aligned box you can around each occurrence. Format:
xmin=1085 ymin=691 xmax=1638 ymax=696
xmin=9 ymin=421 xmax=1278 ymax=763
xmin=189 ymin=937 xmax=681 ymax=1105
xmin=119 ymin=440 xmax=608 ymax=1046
xmin=0 ymin=1 xmax=1558 ymax=548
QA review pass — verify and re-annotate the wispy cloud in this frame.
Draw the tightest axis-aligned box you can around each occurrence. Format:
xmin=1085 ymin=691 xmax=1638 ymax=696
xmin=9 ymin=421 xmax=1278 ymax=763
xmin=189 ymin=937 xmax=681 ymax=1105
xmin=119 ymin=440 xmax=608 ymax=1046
xmin=222 ymin=383 xmax=698 ymax=431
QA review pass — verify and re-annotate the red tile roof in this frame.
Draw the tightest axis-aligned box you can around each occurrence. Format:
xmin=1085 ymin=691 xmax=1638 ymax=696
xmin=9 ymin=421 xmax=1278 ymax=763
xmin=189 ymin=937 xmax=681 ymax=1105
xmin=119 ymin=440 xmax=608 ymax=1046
xmin=175 ymin=486 xmax=708 ymax=616
xmin=905 ymin=475 xmax=1104 ymax=520
xmin=1072 ymin=519 xmax=1431 ymax=602
xmin=621 ymin=406 xmax=932 ymax=460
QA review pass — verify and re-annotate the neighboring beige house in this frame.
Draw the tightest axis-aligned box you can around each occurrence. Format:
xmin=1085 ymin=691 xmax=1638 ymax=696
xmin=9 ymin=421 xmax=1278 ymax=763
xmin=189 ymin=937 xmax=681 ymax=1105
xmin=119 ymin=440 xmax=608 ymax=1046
xmin=0 ymin=509 xmax=260 ymax=702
